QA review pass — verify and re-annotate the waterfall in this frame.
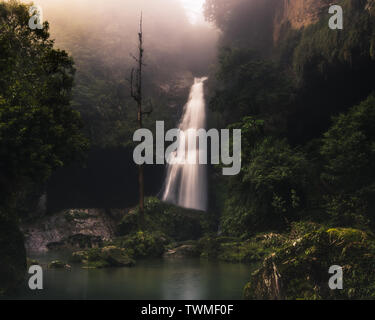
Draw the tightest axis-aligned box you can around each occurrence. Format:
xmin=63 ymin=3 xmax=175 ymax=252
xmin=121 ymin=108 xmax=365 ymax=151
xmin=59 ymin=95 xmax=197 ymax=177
xmin=162 ymin=77 xmax=208 ymax=211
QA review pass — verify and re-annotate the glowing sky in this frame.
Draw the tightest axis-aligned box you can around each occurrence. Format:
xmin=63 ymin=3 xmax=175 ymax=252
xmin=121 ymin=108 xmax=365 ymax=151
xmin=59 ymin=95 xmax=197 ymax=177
xmin=179 ymin=0 xmax=205 ymax=24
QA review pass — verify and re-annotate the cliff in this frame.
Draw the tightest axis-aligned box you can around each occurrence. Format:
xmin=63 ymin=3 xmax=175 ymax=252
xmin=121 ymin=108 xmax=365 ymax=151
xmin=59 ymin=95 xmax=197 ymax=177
xmin=273 ymin=0 xmax=331 ymax=42
xmin=273 ymin=0 xmax=375 ymax=43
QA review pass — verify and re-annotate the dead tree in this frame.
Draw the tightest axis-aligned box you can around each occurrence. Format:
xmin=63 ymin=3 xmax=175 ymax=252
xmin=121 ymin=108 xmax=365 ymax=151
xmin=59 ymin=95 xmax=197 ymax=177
xmin=129 ymin=13 xmax=152 ymax=229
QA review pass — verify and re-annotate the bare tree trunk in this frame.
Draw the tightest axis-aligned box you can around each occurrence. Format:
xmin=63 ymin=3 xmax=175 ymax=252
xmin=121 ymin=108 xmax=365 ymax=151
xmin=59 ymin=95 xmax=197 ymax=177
xmin=130 ymin=13 xmax=149 ymax=229
xmin=137 ymin=15 xmax=145 ymax=229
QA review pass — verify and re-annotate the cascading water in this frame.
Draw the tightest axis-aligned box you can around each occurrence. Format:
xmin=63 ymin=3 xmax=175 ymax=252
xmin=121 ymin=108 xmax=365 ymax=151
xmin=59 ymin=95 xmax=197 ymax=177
xmin=162 ymin=77 xmax=208 ymax=211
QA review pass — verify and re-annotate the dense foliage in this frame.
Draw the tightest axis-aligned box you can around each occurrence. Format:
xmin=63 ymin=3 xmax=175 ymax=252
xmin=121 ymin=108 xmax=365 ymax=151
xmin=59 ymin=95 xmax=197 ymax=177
xmin=244 ymin=225 xmax=375 ymax=300
xmin=206 ymin=0 xmax=375 ymax=236
xmin=205 ymin=0 xmax=375 ymax=299
xmin=0 ymin=1 xmax=88 ymax=212
xmin=2 ymin=0 xmax=375 ymax=300
xmin=209 ymin=48 xmax=294 ymax=129
xmin=0 ymin=0 xmax=87 ymax=294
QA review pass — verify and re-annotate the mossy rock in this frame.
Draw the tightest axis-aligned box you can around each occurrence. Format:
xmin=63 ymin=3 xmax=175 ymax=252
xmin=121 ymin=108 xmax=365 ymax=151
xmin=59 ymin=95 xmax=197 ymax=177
xmin=70 ymin=251 xmax=87 ymax=263
xmin=244 ymin=226 xmax=375 ymax=300
xmin=100 ymin=246 xmax=135 ymax=267
xmin=64 ymin=210 xmax=93 ymax=222
xmin=82 ymin=260 xmax=110 ymax=269
xmin=48 ymin=260 xmax=67 ymax=269
xmin=72 ymin=246 xmax=135 ymax=269
xmin=117 ymin=197 xmax=211 ymax=241
xmin=0 ymin=217 xmax=26 ymax=295
xmin=47 ymin=234 xmax=103 ymax=251
xmin=164 ymin=244 xmax=200 ymax=258
xmin=26 ymin=258 xmax=40 ymax=268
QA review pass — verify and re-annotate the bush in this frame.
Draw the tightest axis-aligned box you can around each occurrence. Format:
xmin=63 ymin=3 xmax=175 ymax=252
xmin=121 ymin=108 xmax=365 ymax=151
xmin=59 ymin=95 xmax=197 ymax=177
xmin=321 ymin=94 xmax=375 ymax=227
xmin=221 ymin=134 xmax=311 ymax=237
xmin=111 ymin=231 xmax=168 ymax=259
xmin=244 ymin=226 xmax=375 ymax=300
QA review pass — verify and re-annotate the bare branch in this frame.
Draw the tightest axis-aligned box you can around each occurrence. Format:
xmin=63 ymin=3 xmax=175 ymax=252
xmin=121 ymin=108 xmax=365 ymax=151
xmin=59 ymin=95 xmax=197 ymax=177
xmin=129 ymin=53 xmax=139 ymax=62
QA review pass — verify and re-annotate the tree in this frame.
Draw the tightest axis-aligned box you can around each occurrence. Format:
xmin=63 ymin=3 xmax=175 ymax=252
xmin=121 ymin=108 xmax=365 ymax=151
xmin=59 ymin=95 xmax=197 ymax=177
xmin=129 ymin=13 xmax=152 ymax=229
xmin=320 ymin=94 xmax=375 ymax=227
xmin=204 ymin=0 xmax=234 ymax=30
xmin=0 ymin=0 xmax=88 ymax=295
xmin=0 ymin=1 xmax=88 ymax=214
xmin=220 ymin=117 xmax=310 ymax=236
xmin=209 ymin=47 xmax=294 ymax=132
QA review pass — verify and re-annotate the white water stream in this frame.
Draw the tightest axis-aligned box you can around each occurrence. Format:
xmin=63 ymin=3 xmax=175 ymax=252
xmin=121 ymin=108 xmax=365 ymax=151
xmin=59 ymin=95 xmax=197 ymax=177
xmin=162 ymin=77 xmax=208 ymax=211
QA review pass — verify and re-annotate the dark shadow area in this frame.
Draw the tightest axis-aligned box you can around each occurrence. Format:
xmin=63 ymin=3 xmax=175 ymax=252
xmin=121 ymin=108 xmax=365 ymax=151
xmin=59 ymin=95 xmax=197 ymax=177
xmin=47 ymin=148 xmax=165 ymax=211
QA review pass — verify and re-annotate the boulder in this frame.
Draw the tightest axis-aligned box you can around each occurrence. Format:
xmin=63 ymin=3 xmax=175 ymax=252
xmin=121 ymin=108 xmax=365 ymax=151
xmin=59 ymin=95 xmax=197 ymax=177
xmin=48 ymin=260 xmax=71 ymax=270
xmin=71 ymin=246 xmax=135 ymax=269
xmin=100 ymin=246 xmax=135 ymax=267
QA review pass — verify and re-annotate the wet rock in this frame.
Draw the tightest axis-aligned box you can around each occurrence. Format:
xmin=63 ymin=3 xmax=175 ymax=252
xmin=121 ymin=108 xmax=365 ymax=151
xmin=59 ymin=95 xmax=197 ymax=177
xmin=26 ymin=258 xmax=40 ymax=268
xmin=71 ymin=246 xmax=135 ymax=269
xmin=101 ymin=246 xmax=135 ymax=267
xmin=46 ymin=234 xmax=103 ymax=251
xmin=71 ymin=251 xmax=87 ymax=263
xmin=164 ymin=245 xmax=200 ymax=258
xmin=48 ymin=260 xmax=71 ymax=269
xmin=22 ymin=209 xmax=116 ymax=253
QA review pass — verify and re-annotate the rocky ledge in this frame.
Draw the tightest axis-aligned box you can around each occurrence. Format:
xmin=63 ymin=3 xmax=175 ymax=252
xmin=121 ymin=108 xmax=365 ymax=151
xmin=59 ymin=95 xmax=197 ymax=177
xmin=22 ymin=209 xmax=116 ymax=253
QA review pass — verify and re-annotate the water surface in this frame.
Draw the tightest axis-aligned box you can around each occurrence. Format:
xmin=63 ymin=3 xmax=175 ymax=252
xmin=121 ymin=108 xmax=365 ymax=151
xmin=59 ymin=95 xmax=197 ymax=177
xmin=13 ymin=255 xmax=251 ymax=300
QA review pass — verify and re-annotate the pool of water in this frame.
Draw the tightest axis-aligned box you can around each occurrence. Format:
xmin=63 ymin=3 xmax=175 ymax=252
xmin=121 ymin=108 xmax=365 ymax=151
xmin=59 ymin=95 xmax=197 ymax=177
xmin=10 ymin=254 xmax=252 ymax=300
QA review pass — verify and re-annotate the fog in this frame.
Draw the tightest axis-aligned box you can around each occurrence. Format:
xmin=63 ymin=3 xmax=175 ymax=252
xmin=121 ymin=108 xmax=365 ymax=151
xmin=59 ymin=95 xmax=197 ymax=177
xmin=29 ymin=0 xmax=218 ymax=76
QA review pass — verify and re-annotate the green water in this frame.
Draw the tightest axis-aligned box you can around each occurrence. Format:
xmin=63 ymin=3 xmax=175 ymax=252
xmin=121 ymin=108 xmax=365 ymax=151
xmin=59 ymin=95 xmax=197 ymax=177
xmin=13 ymin=254 xmax=252 ymax=300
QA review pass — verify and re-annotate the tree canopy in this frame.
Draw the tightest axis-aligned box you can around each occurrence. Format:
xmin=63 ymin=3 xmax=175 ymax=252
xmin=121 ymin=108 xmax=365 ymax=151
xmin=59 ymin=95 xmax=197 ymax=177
xmin=0 ymin=1 xmax=88 ymax=210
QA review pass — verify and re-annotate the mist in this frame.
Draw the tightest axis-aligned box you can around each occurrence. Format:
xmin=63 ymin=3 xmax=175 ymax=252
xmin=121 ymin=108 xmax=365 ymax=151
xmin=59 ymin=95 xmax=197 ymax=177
xmin=31 ymin=0 xmax=218 ymax=77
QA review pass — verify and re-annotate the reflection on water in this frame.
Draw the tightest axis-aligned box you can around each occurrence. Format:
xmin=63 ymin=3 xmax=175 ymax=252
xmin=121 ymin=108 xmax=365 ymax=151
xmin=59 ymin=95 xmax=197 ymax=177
xmin=11 ymin=255 xmax=252 ymax=300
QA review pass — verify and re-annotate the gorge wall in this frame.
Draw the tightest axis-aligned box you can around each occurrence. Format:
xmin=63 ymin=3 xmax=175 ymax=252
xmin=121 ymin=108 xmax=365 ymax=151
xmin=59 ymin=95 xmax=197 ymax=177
xmin=273 ymin=0 xmax=331 ymax=42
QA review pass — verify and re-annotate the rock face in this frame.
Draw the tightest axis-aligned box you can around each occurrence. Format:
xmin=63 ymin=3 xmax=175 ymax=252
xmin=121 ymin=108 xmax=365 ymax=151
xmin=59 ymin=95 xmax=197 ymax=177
xmin=46 ymin=234 xmax=103 ymax=251
xmin=0 ymin=218 xmax=27 ymax=295
xmin=273 ymin=0 xmax=331 ymax=42
xmin=273 ymin=0 xmax=375 ymax=42
xmin=22 ymin=209 xmax=116 ymax=253
xmin=244 ymin=228 xmax=375 ymax=300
